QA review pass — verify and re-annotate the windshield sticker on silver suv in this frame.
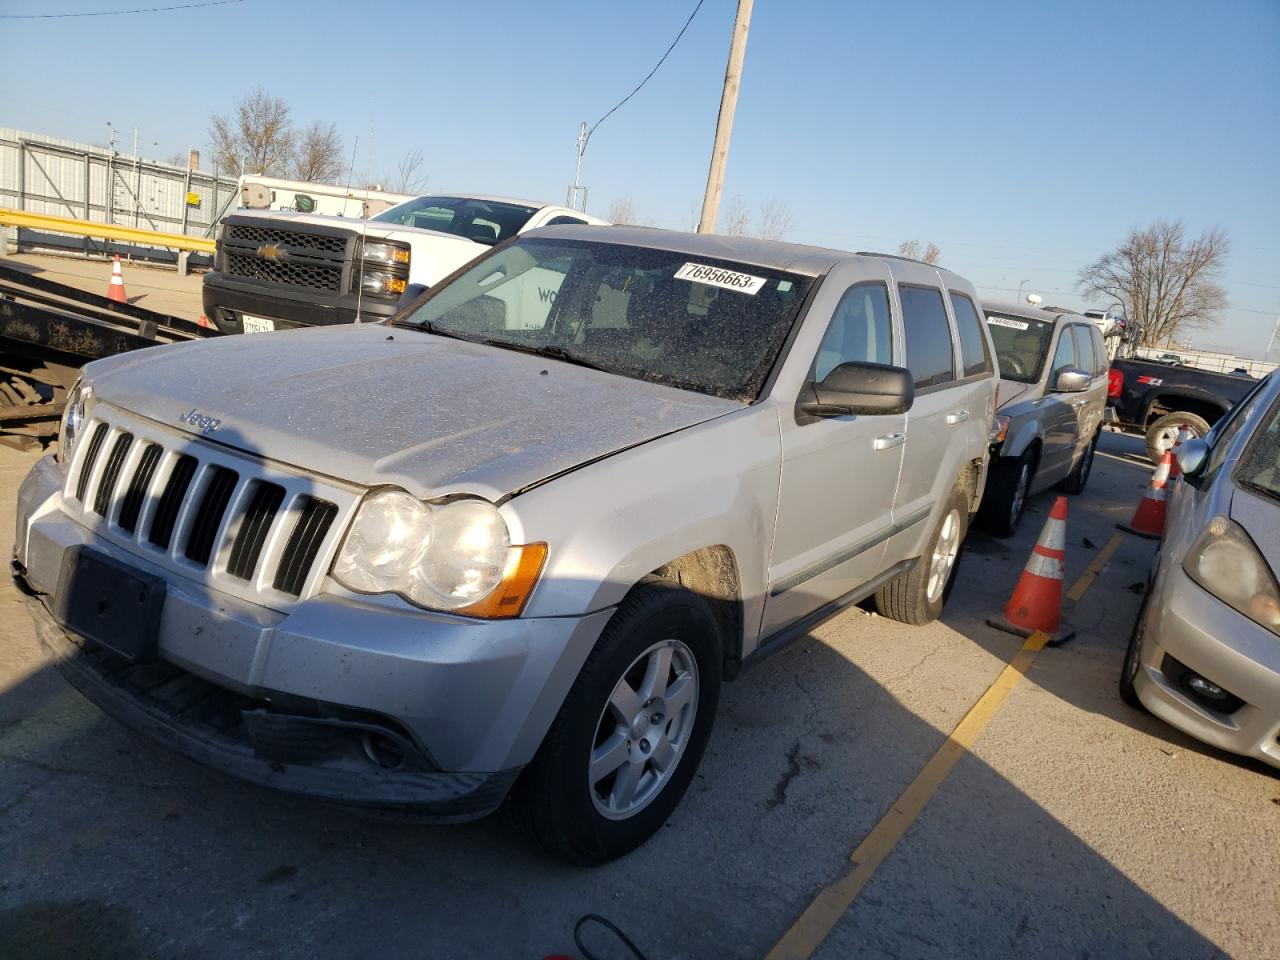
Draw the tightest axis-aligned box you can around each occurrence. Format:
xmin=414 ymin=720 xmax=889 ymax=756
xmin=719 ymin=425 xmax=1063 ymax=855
xmin=674 ymin=262 xmax=766 ymax=295
xmin=988 ymin=316 xmax=1030 ymax=330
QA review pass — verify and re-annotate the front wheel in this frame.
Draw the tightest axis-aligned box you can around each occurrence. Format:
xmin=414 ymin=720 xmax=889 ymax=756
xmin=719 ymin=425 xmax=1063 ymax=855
xmin=1145 ymin=411 xmax=1210 ymax=464
xmin=1120 ymin=582 xmax=1153 ymax=710
xmin=876 ymin=485 xmax=968 ymax=625
xmin=978 ymin=449 xmax=1035 ymax=538
xmin=511 ymin=576 xmax=721 ymax=865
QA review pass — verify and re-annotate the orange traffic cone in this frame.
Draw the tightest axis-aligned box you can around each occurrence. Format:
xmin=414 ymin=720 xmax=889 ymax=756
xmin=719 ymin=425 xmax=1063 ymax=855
xmin=107 ymin=254 xmax=127 ymax=303
xmin=1167 ymin=427 xmax=1191 ymax=481
xmin=987 ymin=496 xmax=1075 ymax=644
xmin=1119 ymin=449 xmax=1172 ymax=539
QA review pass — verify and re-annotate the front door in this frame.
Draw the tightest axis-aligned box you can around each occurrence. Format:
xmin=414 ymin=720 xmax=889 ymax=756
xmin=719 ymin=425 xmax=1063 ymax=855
xmin=762 ymin=274 xmax=905 ymax=634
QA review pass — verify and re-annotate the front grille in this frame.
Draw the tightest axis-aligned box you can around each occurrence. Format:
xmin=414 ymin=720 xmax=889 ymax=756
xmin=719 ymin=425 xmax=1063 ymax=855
xmin=225 ymin=224 xmax=348 ymax=255
xmin=64 ymin=409 xmax=357 ymax=610
xmin=225 ymin=253 xmax=342 ymax=292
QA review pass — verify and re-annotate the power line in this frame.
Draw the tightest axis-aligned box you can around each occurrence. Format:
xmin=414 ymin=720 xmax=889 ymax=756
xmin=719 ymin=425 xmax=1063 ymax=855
xmin=1 ymin=0 xmax=242 ymax=18
xmin=583 ymin=0 xmax=706 ymax=152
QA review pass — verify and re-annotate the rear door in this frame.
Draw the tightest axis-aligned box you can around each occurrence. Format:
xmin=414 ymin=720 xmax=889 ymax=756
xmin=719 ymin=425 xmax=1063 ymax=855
xmin=762 ymin=264 xmax=905 ymax=634
xmin=1073 ymin=324 xmax=1109 ymax=454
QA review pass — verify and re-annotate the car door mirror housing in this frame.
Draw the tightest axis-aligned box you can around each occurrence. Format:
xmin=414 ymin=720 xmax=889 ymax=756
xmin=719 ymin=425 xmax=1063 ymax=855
xmin=798 ymin=361 xmax=914 ymax=419
xmin=1054 ymin=367 xmax=1091 ymax=393
xmin=1177 ymin=438 xmax=1210 ymax=481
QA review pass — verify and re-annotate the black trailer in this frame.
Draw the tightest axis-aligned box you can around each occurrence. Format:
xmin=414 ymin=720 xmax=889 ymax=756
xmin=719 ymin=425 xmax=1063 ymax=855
xmin=0 ymin=263 xmax=218 ymax=448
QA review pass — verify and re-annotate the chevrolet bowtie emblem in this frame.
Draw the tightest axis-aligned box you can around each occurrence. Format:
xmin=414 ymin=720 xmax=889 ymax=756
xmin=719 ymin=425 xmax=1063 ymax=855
xmin=258 ymin=243 xmax=288 ymax=261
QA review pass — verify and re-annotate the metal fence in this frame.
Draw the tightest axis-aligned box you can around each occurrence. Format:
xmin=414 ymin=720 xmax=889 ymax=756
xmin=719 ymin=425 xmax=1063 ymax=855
xmin=1130 ymin=345 xmax=1277 ymax=379
xmin=0 ymin=128 xmax=237 ymax=263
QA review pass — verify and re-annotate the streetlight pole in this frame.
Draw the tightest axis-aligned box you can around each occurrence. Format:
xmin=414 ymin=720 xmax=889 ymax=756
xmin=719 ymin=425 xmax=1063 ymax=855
xmin=1015 ymin=279 xmax=1030 ymax=303
xmin=697 ymin=0 xmax=754 ymax=234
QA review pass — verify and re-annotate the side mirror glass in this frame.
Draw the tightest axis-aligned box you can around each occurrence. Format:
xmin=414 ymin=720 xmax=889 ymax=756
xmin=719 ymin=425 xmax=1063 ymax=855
xmin=1177 ymin=438 xmax=1209 ymax=479
xmin=798 ymin=361 xmax=914 ymax=420
xmin=1055 ymin=367 xmax=1091 ymax=393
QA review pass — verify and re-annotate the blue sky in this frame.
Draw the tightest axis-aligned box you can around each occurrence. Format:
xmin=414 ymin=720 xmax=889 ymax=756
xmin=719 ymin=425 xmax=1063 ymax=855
xmin=2 ymin=0 xmax=1277 ymax=356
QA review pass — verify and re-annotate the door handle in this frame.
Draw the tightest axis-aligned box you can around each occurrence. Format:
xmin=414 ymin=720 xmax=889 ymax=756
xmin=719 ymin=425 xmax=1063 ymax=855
xmin=874 ymin=433 xmax=906 ymax=450
xmin=945 ymin=410 xmax=970 ymax=425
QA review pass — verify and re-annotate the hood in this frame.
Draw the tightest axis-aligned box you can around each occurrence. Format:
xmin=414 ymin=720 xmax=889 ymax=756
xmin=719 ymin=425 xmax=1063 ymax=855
xmin=238 ymin=210 xmax=476 ymax=245
xmin=996 ymin=379 xmax=1034 ymax=409
xmin=84 ymin=325 xmax=740 ymax=501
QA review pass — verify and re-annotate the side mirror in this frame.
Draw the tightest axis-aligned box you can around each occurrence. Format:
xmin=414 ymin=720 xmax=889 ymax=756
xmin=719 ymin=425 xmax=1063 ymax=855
xmin=798 ymin=361 xmax=914 ymax=420
xmin=1176 ymin=438 xmax=1209 ymax=480
xmin=1055 ymin=367 xmax=1091 ymax=393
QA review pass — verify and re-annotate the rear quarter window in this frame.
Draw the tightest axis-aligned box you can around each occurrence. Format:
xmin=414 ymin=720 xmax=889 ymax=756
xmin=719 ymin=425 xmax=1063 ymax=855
xmin=949 ymin=292 xmax=991 ymax=378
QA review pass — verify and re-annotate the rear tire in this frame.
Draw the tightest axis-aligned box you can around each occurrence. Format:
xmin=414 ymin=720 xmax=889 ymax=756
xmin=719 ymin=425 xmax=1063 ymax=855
xmin=511 ymin=576 xmax=721 ymax=865
xmin=1145 ymin=411 xmax=1209 ymax=464
xmin=1057 ymin=430 xmax=1098 ymax=495
xmin=876 ymin=486 xmax=968 ymax=625
xmin=978 ymin=448 xmax=1036 ymax=538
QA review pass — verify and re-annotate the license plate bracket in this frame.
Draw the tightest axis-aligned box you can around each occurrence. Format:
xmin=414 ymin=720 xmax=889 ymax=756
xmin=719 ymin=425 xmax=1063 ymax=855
xmin=53 ymin=547 xmax=166 ymax=662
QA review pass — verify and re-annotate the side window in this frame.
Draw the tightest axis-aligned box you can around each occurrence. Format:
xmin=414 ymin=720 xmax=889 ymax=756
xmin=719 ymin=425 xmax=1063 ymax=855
xmin=899 ymin=285 xmax=955 ymax=389
xmin=1070 ymin=327 xmax=1094 ymax=376
xmin=949 ymin=292 xmax=991 ymax=377
xmin=1049 ymin=327 xmax=1077 ymax=387
xmin=1091 ymin=326 xmax=1109 ymax=374
xmin=545 ymin=215 xmax=588 ymax=226
xmin=1205 ymin=378 xmax=1271 ymax=477
xmin=813 ymin=282 xmax=893 ymax=381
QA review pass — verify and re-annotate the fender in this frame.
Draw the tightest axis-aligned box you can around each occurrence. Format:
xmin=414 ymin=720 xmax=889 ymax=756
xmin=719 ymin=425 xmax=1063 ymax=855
xmin=1000 ymin=418 xmax=1044 ymax=460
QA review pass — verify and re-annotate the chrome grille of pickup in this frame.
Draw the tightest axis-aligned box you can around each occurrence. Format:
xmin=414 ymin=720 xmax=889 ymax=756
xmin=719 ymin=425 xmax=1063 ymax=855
xmin=225 ymin=224 xmax=348 ymax=255
xmin=219 ymin=220 xmax=350 ymax=293
xmin=224 ymin=253 xmax=343 ymax=292
xmin=64 ymin=407 xmax=361 ymax=609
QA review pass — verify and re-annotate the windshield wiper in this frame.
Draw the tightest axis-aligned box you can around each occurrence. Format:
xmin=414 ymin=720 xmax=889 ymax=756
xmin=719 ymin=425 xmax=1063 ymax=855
xmin=390 ymin=318 xmax=481 ymax=343
xmin=478 ymin=339 xmax=610 ymax=372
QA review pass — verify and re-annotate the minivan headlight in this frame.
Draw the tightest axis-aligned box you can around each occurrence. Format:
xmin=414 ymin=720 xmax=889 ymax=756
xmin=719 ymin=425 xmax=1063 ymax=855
xmin=58 ymin=378 xmax=92 ymax=464
xmin=1183 ymin=516 xmax=1280 ymax=637
xmin=332 ymin=490 xmax=546 ymax=617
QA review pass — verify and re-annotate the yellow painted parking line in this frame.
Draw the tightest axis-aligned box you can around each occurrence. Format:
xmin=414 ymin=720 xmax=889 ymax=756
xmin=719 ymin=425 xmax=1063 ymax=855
xmin=765 ymin=631 xmax=1050 ymax=960
xmin=1065 ymin=532 xmax=1125 ymax=603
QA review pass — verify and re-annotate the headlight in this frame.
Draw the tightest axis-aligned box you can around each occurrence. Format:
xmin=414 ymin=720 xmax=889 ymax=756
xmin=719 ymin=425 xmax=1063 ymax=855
xmin=361 ymin=239 xmax=411 ymax=267
xmin=1183 ymin=516 xmax=1280 ymax=637
xmin=990 ymin=414 xmax=1011 ymax=445
xmin=357 ymin=269 xmax=408 ymax=298
xmin=57 ymin=379 xmax=92 ymax=464
xmin=332 ymin=490 xmax=546 ymax=617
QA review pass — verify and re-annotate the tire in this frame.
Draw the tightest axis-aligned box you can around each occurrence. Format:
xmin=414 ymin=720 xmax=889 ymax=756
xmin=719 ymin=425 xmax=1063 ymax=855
xmin=977 ymin=448 xmax=1036 ymax=538
xmin=511 ymin=576 xmax=721 ymax=865
xmin=1120 ymin=582 xmax=1153 ymax=710
xmin=1057 ymin=430 xmax=1099 ymax=495
xmin=875 ymin=485 xmax=968 ymax=625
xmin=1145 ymin=411 xmax=1210 ymax=464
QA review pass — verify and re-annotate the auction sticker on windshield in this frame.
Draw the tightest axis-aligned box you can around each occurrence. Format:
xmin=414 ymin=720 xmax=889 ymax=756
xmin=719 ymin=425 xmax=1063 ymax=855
xmin=674 ymin=262 xmax=765 ymax=295
xmin=988 ymin=316 xmax=1030 ymax=330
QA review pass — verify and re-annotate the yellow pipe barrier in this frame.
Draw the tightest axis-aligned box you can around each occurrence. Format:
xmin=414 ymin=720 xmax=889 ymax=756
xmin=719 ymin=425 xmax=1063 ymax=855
xmin=0 ymin=207 xmax=216 ymax=254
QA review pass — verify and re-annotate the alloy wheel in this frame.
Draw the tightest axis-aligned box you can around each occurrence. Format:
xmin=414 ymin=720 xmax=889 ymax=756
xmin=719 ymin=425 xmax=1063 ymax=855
xmin=926 ymin=509 xmax=962 ymax=604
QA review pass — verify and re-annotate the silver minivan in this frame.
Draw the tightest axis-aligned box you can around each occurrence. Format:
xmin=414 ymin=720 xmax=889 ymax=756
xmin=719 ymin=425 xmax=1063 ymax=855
xmin=14 ymin=229 xmax=997 ymax=863
xmin=978 ymin=302 xmax=1111 ymax=536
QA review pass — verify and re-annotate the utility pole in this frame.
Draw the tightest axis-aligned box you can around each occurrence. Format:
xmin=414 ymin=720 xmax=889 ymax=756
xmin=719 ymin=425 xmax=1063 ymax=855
xmin=566 ymin=121 xmax=588 ymax=212
xmin=697 ymin=0 xmax=753 ymax=234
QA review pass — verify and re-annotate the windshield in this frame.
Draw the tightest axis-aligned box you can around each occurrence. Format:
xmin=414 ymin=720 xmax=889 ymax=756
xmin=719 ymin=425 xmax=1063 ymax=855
xmin=371 ymin=196 xmax=540 ymax=245
xmin=398 ymin=238 xmax=814 ymax=402
xmin=1235 ymin=386 xmax=1280 ymax=503
xmin=986 ymin=313 xmax=1054 ymax=384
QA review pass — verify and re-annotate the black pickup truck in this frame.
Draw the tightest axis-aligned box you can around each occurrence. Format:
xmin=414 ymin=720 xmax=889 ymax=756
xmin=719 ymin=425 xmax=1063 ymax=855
xmin=1108 ymin=356 xmax=1257 ymax=461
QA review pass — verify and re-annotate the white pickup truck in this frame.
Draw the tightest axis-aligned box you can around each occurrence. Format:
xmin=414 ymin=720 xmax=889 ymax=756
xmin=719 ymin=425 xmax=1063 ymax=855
xmin=201 ymin=194 xmax=608 ymax=334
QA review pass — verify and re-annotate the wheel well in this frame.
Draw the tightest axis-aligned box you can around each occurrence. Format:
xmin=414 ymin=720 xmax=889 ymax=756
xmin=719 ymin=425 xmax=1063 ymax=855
xmin=649 ymin=546 xmax=743 ymax=680
xmin=960 ymin=457 xmax=985 ymax=514
xmin=1143 ymin=395 xmax=1223 ymax=428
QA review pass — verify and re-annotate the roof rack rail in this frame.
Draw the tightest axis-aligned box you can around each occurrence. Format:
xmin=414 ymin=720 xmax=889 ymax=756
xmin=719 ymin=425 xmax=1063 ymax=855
xmin=855 ymin=251 xmax=943 ymax=268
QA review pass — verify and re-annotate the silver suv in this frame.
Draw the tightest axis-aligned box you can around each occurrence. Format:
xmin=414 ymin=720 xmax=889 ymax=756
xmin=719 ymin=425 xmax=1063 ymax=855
xmin=14 ymin=228 xmax=996 ymax=863
xmin=978 ymin=303 xmax=1111 ymax=536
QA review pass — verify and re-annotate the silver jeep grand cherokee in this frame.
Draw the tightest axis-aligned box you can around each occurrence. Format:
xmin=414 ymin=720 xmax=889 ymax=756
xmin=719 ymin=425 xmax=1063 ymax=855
xmin=13 ymin=227 xmax=996 ymax=863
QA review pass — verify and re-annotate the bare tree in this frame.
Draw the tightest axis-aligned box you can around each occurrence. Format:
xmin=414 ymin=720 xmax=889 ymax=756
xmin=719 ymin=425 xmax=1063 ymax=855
xmin=292 ymin=121 xmax=344 ymax=183
xmin=721 ymin=195 xmax=751 ymax=236
xmin=897 ymin=240 xmax=941 ymax=264
xmin=607 ymin=197 xmax=639 ymax=224
xmin=755 ymin=198 xmax=794 ymax=241
xmin=384 ymin=148 xmax=430 ymax=194
xmin=209 ymin=90 xmax=296 ymax=177
xmin=1079 ymin=220 xmax=1228 ymax=346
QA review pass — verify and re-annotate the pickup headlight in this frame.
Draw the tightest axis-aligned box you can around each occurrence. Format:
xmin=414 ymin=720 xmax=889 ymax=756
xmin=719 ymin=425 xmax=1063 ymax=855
xmin=332 ymin=489 xmax=547 ymax=617
xmin=361 ymin=239 xmax=411 ymax=267
xmin=57 ymin=379 xmax=92 ymax=464
xmin=357 ymin=270 xmax=408 ymax=298
xmin=1183 ymin=516 xmax=1280 ymax=637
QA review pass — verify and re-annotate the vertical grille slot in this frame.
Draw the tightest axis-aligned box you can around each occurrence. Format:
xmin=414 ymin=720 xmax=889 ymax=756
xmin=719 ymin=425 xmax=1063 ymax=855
xmin=184 ymin=466 xmax=239 ymax=566
xmin=149 ymin=454 xmax=198 ymax=550
xmin=273 ymin=497 xmax=338 ymax=596
xmin=92 ymin=432 xmax=134 ymax=516
xmin=74 ymin=422 xmax=110 ymax=501
xmin=227 ymin=482 xmax=285 ymax=581
xmin=118 ymin=443 xmax=162 ymax=533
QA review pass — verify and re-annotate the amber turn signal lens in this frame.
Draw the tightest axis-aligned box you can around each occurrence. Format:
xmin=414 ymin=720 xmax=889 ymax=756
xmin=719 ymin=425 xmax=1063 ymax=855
xmin=388 ymin=277 xmax=407 ymax=294
xmin=455 ymin=543 xmax=548 ymax=619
